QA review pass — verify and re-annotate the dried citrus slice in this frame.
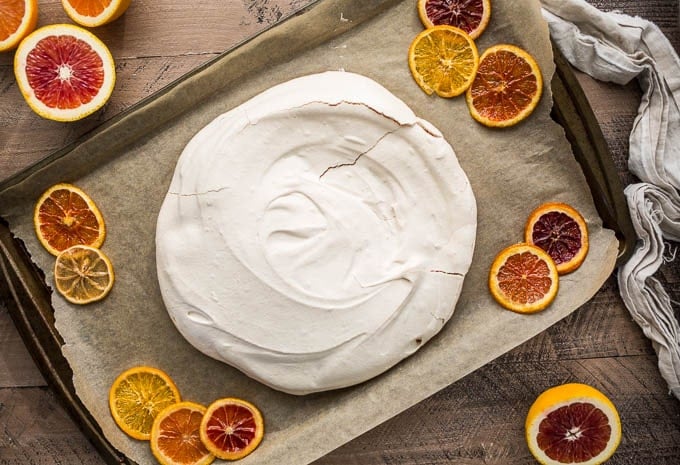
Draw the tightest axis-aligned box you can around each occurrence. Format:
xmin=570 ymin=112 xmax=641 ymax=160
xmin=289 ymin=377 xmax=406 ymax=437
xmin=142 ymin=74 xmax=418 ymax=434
xmin=0 ymin=0 xmax=38 ymax=52
xmin=109 ymin=366 xmax=181 ymax=441
xmin=14 ymin=24 xmax=116 ymax=122
xmin=465 ymin=44 xmax=543 ymax=127
xmin=61 ymin=0 xmax=131 ymax=28
xmin=54 ymin=245 xmax=114 ymax=304
xmin=34 ymin=183 xmax=106 ymax=256
xmin=488 ymin=243 xmax=558 ymax=313
xmin=151 ymin=402 xmax=215 ymax=465
xmin=199 ymin=397 xmax=264 ymax=461
xmin=417 ymin=0 xmax=491 ymax=40
xmin=525 ymin=202 xmax=589 ymax=275
xmin=408 ymin=25 xmax=479 ymax=98
xmin=526 ymin=383 xmax=622 ymax=465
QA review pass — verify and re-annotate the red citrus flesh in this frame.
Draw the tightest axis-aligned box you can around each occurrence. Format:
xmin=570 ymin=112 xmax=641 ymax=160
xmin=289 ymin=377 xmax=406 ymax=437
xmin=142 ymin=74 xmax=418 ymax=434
xmin=423 ymin=0 xmax=486 ymax=35
xmin=25 ymin=34 xmax=105 ymax=110
xmin=497 ymin=251 xmax=553 ymax=304
xmin=530 ymin=211 xmax=583 ymax=267
xmin=37 ymin=188 xmax=101 ymax=252
xmin=204 ymin=404 xmax=258 ymax=453
xmin=537 ymin=402 xmax=612 ymax=463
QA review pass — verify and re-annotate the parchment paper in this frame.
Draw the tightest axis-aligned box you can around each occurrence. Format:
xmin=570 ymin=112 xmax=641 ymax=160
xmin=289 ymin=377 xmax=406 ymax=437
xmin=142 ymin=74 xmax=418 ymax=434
xmin=0 ymin=0 xmax=618 ymax=464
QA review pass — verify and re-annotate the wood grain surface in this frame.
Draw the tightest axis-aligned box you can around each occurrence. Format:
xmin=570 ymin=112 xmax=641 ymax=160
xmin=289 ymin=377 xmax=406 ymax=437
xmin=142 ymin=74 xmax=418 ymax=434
xmin=1 ymin=1 xmax=679 ymax=464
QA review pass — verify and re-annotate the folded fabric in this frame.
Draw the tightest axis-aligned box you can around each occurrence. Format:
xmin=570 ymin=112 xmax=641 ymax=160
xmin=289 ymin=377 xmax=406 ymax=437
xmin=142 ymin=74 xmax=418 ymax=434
xmin=541 ymin=0 xmax=680 ymax=399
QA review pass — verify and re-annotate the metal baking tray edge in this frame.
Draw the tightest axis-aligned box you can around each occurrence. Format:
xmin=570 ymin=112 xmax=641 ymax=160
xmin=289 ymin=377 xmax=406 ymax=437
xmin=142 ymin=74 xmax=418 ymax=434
xmin=0 ymin=37 xmax=636 ymax=465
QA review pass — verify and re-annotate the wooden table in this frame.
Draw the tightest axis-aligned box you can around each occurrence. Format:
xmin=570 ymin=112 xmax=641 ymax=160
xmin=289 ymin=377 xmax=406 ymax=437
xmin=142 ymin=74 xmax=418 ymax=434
xmin=1 ymin=1 xmax=679 ymax=463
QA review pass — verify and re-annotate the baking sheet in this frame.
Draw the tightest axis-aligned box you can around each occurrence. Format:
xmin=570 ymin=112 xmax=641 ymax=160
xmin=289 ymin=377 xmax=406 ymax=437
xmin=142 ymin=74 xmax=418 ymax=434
xmin=0 ymin=1 xmax=619 ymax=464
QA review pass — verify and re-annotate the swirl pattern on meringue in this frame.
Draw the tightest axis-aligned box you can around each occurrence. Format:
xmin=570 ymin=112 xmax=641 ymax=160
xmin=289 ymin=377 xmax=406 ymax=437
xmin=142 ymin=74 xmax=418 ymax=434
xmin=156 ymin=71 xmax=477 ymax=395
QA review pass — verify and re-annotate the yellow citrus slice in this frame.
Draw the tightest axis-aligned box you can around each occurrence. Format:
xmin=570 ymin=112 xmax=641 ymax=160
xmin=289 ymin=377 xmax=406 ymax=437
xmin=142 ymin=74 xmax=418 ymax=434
xmin=54 ymin=245 xmax=114 ymax=304
xmin=61 ymin=0 xmax=131 ymax=28
xmin=14 ymin=24 xmax=116 ymax=122
xmin=525 ymin=202 xmax=589 ymax=275
xmin=417 ymin=0 xmax=491 ymax=40
xmin=465 ymin=43 xmax=543 ymax=127
xmin=34 ymin=183 xmax=106 ymax=256
xmin=151 ymin=402 xmax=215 ymax=465
xmin=109 ymin=366 xmax=181 ymax=441
xmin=0 ymin=0 xmax=38 ymax=52
xmin=199 ymin=397 xmax=264 ymax=461
xmin=488 ymin=243 xmax=558 ymax=314
xmin=526 ymin=383 xmax=622 ymax=465
xmin=408 ymin=25 xmax=479 ymax=98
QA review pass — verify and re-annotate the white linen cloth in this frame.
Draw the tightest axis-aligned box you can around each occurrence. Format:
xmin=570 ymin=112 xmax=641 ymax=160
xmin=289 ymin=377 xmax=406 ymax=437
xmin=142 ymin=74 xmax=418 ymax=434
xmin=540 ymin=0 xmax=680 ymax=399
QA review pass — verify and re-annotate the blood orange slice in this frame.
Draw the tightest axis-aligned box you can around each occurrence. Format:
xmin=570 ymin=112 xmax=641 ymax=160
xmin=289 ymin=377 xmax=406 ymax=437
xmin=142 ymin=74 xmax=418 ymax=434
xmin=34 ymin=183 xmax=106 ymax=256
xmin=465 ymin=44 xmax=543 ymax=127
xmin=526 ymin=383 xmax=622 ymax=465
xmin=408 ymin=25 xmax=479 ymax=98
xmin=61 ymin=0 xmax=131 ymax=28
xmin=0 ymin=0 xmax=38 ymax=52
xmin=525 ymin=202 xmax=589 ymax=275
xmin=417 ymin=0 xmax=491 ymax=40
xmin=151 ymin=402 xmax=215 ymax=465
xmin=199 ymin=397 xmax=264 ymax=461
xmin=488 ymin=243 xmax=558 ymax=313
xmin=13 ymin=24 xmax=116 ymax=122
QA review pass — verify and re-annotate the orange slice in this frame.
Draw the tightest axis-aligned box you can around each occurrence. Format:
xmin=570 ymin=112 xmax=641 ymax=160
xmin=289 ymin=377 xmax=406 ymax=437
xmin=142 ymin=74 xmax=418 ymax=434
xmin=199 ymin=397 xmax=264 ymax=461
xmin=61 ymin=0 xmax=131 ymax=28
xmin=0 ymin=0 xmax=38 ymax=52
xmin=151 ymin=402 xmax=215 ymax=465
xmin=417 ymin=0 xmax=491 ymax=40
xmin=54 ymin=245 xmax=114 ymax=304
xmin=408 ymin=25 xmax=479 ymax=98
xmin=465 ymin=44 xmax=543 ymax=127
xmin=109 ymin=366 xmax=181 ymax=441
xmin=14 ymin=24 xmax=116 ymax=122
xmin=525 ymin=202 xmax=589 ymax=275
xmin=526 ymin=383 xmax=622 ymax=465
xmin=34 ymin=183 xmax=106 ymax=256
xmin=488 ymin=243 xmax=558 ymax=313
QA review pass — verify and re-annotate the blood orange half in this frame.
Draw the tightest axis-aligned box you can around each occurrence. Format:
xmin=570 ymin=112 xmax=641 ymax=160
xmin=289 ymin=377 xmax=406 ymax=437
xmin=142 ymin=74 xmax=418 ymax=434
xmin=199 ymin=397 xmax=264 ymax=461
xmin=417 ymin=0 xmax=491 ymax=40
xmin=0 ymin=0 xmax=38 ymax=52
xmin=525 ymin=202 xmax=589 ymax=275
xmin=13 ymin=24 xmax=116 ymax=122
xmin=526 ymin=383 xmax=622 ymax=465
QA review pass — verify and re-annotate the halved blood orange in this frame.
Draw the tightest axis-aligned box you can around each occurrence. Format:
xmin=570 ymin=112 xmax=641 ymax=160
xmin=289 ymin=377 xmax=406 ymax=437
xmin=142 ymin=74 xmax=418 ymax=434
xmin=525 ymin=202 xmax=589 ymax=275
xmin=488 ymin=243 xmax=558 ymax=314
xmin=465 ymin=44 xmax=543 ymax=127
xmin=0 ymin=0 xmax=38 ymax=52
xmin=151 ymin=402 xmax=215 ymax=465
xmin=417 ymin=0 xmax=491 ymax=40
xmin=34 ymin=183 xmax=106 ymax=256
xmin=14 ymin=24 xmax=116 ymax=122
xmin=109 ymin=366 xmax=181 ymax=441
xmin=61 ymin=0 xmax=131 ymax=28
xmin=526 ymin=383 xmax=622 ymax=465
xmin=199 ymin=397 xmax=264 ymax=461
xmin=408 ymin=25 xmax=479 ymax=98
